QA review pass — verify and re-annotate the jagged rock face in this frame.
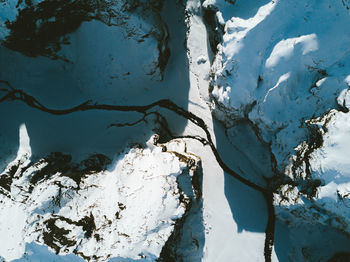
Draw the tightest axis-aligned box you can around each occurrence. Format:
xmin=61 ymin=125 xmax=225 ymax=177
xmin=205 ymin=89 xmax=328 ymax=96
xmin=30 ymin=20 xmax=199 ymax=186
xmin=275 ymin=102 xmax=350 ymax=239
xmin=0 ymin=130 xmax=201 ymax=261
xmin=0 ymin=0 xmax=169 ymax=79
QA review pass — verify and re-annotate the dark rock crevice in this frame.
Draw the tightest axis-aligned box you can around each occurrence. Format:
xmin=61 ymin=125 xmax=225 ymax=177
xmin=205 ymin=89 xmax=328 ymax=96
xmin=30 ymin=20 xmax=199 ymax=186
xmin=42 ymin=213 xmax=96 ymax=254
xmin=29 ymin=152 xmax=111 ymax=189
xmin=158 ymin=162 xmax=204 ymax=262
xmin=201 ymin=4 xmax=224 ymax=56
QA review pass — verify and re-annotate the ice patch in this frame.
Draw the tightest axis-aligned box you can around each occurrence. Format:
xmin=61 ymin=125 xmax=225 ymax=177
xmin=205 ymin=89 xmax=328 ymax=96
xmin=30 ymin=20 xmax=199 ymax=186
xmin=263 ymin=72 xmax=290 ymax=102
xmin=17 ymin=124 xmax=31 ymax=160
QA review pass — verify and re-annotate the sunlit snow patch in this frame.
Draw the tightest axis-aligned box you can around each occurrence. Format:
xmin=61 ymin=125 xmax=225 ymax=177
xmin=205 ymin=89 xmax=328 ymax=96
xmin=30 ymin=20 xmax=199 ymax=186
xmin=0 ymin=136 xmax=200 ymax=261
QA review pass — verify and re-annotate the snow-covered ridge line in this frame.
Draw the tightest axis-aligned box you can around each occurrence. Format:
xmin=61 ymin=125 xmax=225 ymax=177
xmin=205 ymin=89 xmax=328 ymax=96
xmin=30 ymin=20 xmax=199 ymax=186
xmin=0 ymin=127 xmax=202 ymax=261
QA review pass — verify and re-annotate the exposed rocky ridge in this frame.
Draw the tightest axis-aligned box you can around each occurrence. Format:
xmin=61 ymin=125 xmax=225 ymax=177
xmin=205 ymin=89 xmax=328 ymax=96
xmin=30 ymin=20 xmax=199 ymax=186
xmin=158 ymin=160 xmax=204 ymax=262
xmin=274 ymin=101 xmax=350 ymax=241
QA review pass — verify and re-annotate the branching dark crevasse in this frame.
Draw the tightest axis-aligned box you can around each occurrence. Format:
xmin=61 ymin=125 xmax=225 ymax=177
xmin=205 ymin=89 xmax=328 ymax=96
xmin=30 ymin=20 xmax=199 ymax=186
xmin=0 ymin=80 xmax=267 ymax=192
xmin=0 ymin=80 xmax=275 ymax=261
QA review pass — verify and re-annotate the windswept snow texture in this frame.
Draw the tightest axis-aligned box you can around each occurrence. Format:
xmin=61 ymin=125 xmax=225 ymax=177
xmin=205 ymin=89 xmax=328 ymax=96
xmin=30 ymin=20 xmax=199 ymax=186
xmin=210 ymin=0 xmax=350 ymax=169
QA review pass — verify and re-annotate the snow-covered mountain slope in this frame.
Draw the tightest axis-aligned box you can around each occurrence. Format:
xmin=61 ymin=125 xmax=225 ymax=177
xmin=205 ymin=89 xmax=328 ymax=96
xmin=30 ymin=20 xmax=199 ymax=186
xmin=209 ymin=0 xmax=350 ymax=170
xmin=0 ymin=126 xmax=201 ymax=261
xmin=273 ymin=101 xmax=350 ymax=260
xmin=1 ymin=0 xmax=350 ymax=261
xmin=206 ymin=0 xmax=350 ymax=261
